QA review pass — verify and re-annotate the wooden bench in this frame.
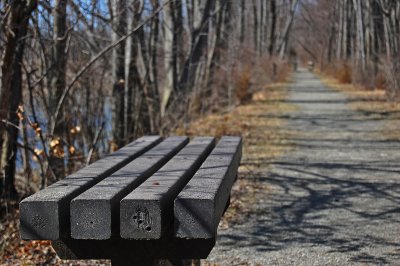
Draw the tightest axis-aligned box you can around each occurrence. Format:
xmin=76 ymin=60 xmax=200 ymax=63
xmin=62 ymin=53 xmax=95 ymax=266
xmin=20 ymin=135 xmax=242 ymax=265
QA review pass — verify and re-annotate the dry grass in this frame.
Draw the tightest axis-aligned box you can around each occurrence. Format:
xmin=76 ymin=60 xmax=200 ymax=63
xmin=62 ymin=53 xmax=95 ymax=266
xmin=321 ymin=76 xmax=400 ymax=141
xmin=321 ymin=77 xmax=400 ymax=112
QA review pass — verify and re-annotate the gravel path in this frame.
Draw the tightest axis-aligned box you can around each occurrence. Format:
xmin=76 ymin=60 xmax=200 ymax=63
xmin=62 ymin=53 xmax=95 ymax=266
xmin=206 ymin=69 xmax=400 ymax=265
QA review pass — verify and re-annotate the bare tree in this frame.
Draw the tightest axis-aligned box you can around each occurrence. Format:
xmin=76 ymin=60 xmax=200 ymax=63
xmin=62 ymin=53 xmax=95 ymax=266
xmin=0 ymin=0 xmax=37 ymax=199
xmin=111 ymin=0 xmax=127 ymax=148
xmin=278 ymin=0 xmax=299 ymax=59
xmin=47 ymin=0 xmax=68 ymax=181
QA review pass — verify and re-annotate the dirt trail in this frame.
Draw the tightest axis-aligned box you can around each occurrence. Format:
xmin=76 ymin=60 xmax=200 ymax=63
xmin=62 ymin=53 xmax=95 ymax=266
xmin=206 ymin=69 xmax=400 ymax=265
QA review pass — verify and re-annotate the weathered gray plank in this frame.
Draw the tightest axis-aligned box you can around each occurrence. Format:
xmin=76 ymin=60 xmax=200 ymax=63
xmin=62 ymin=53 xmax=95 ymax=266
xmin=174 ymin=136 xmax=242 ymax=239
xmin=120 ymin=137 xmax=215 ymax=239
xmin=19 ymin=136 xmax=162 ymax=240
xmin=70 ymin=136 xmax=189 ymax=240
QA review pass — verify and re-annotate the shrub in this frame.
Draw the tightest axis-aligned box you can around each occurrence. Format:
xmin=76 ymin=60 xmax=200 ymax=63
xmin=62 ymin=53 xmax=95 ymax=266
xmin=275 ymin=62 xmax=291 ymax=83
xmin=235 ymin=65 xmax=252 ymax=104
xmin=383 ymin=57 xmax=400 ymax=99
xmin=335 ymin=63 xmax=352 ymax=84
xmin=375 ymin=72 xmax=387 ymax=90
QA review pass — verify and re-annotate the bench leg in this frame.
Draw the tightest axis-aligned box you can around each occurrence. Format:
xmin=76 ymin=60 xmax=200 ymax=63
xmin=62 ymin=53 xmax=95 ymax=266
xmin=168 ymin=259 xmax=200 ymax=266
xmin=111 ymin=259 xmax=200 ymax=266
xmin=111 ymin=258 xmax=163 ymax=266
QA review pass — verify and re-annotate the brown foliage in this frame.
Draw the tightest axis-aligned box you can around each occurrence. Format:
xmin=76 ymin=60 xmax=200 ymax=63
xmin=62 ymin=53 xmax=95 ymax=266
xmin=274 ymin=62 xmax=291 ymax=83
xmin=235 ymin=66 xmax=252 ymax=104
xmin=234 ymin=56 xmax=290 ymax=105
xmin=335 ymin=63 xmax=352 ymax=84
xmin=0 ymin=206 xmax=58 ymax=265
xmin=375 ymin=72 xmax=387 ymax=91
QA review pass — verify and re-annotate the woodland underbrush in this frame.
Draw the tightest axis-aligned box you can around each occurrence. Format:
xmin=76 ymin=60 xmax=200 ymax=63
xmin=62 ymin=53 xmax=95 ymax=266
xmin=186 ymin=53 xmax=291 ymax=122
xmin=320 ymin=59 xmax=400 ymax=99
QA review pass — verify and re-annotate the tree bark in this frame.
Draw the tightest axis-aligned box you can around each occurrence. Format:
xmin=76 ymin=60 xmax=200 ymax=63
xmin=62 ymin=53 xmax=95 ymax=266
xmin=161 ymin=0 xmax=175 ymax=117
xmin=252 ymin=0 xmax=258 ymax=52
xmin=336 ymin=0 xmax=344 ymax=59
xmin=268 ymin=0 xmax=277 ymax=56
xmin=278 ymin=0 xmax=299 ymax=59
xmin=178 ymin=0 xmax=216 ymax=94
xmin=207 ymin=0 xmax=230 ymax=89
xmin=48 ymin=0 xmax=68 ymax=182
xmin=343 ymin=0 xmax=349 ymax=59
xmin=353 ymin=0 xmax=366 ymax=71
xmin=125 ymin=0 xmax=144 ymax=139
xmin=240 ymin=0 xmax=245 ymax=43
xmin=0 ymin=0 xmax=37 ymax=198
xmin=111 ymin=0 xmax=127 ymax=148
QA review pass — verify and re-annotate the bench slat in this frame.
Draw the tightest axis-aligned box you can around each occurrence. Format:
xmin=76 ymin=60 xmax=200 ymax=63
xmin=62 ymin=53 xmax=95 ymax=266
xmin=120 ymin=137 xmax=215 ymax=239
xmin=19 ymin=136 xmax=162 ymax=240
xmin=70 ymin=136 xmax=189 ymax=240
xmin=174 ymin=136 xmax=242 ymax=239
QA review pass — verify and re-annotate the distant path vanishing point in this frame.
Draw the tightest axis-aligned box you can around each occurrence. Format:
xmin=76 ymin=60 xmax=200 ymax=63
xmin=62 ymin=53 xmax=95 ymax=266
xmin=206 ymin=69 xmax=400 ymax=265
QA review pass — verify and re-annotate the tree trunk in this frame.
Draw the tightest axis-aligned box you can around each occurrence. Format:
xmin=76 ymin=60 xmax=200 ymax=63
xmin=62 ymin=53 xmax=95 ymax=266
xmin=161 ymin=0 xmax=175 ymax=117
xmin=343 ymin=0 xmax=349 ymax=59
xmin=178 ymin=0 xmax=216 ymax=94
xmin=268 ymin=0 xmax=277 ymax=56
xmin=327 ymin=2 xmax=337 ymax=63
xmin=207 ymin=0 xmax=230 ymax=92
xmin=111 ymin=0 xmax=127 ymax=148
xmin=125 ymin=0 xmax=144 ymax=139
xmin=0 ymin=0 xmax=37 ymax=198
xmin=240 ymin=0 xmax=245 ymax=43
xmin=336 ymin=0 xmax=343 ymax=59
xmin=258 ymin=0 xmax=264 ymax=55
xmin=48 ymin=0 xmax=68 ymax=182
xmin=353 ymin=0 xmax=366 ymax=71
xmin=148 ymin=0 xmax=161 ymax=132
xmin=278 ymin=0 xmax=298 ymax=59
xmin=365 ymin=0 xmax=371 ymax=65
xmin=252 ymin=0 xmax=258 ymax=52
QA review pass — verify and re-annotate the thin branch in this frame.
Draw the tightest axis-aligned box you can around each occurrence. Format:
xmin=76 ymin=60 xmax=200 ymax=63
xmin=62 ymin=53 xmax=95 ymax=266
xmin=86 ymin=122 xmax=105 ymax=166
xmin=0 ymin=120 xmax=21 ymax=130
xmin=16 ymin=142 xmax=45 ymax=184
xmin=23 ymin=63 xmax=57 ymax=187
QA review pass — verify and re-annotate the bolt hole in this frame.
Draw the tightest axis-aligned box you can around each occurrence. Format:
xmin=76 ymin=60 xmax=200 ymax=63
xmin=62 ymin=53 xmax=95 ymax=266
xmin=146 ymin=226 xmax=151 ymax=232
xmin=90 ymin=221 xmax=93 ymax=225
xmin=132 ymin=215 xmax=137 ymax=220
xmin=138 ymin=220 xmax=143 ymax=224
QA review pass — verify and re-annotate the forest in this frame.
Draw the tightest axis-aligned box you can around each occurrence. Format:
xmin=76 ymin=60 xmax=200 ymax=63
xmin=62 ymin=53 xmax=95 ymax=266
xmin=0 ymin=0 xmax=300 ymax=203
xmin=1 ymin=0 xmax=400 ymax=263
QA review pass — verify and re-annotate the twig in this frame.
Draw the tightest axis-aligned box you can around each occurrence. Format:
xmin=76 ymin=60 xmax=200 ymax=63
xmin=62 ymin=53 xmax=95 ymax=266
xmin=86 ymin=122 xmax=105 ymax=166
xmin=22 ymin=63 xmax=56 ymax=187
xmin=0 ymin=120 xmax=21 ymax=130
xmin=16 ymin=142 xmax=45 ymax=184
